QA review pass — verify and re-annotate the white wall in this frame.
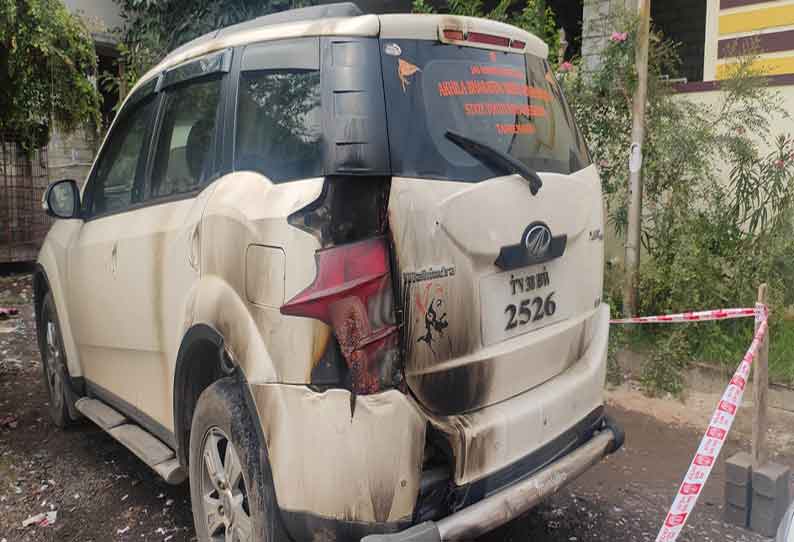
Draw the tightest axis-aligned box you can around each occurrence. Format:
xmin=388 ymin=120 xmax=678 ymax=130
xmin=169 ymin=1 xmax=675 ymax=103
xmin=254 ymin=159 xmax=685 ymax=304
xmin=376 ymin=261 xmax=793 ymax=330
xmin=680 ymin=85 xmax=794 ymax=161
xmin=63 ymin=0 xmax=124 ymax=33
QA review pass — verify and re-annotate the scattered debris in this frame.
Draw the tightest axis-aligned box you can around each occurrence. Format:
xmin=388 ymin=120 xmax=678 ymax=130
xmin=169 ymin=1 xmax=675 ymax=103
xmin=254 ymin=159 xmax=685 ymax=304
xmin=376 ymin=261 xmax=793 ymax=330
xmin=0 ymin=415 xmax=17 ymax=429
xmin=21 ymin=510 xmax=57 ymax=527
xmin=121 ymin=493 xmax=128 ymax=501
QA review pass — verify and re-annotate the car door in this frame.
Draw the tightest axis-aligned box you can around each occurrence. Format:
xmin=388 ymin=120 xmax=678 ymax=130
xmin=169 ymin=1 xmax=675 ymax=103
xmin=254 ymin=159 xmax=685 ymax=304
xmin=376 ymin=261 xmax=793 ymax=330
xmin=68 ymin=81 xmax=159 ymax=409
xmin=125 ymin=52 xmax=228 ymax=431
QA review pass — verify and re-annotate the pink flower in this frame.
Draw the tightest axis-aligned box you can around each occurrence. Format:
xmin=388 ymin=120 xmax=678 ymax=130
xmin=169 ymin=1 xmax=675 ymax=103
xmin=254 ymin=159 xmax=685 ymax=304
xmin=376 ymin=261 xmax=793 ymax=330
xmin=610 ymin=31 xmax=629 ymax=43
xmin=599 ymin=159 xmax=610 ymax=169
xmin=774 ymin=159 xmax=785 ymax=169
xmin=558 ymin=61 xmax=574 ymax=72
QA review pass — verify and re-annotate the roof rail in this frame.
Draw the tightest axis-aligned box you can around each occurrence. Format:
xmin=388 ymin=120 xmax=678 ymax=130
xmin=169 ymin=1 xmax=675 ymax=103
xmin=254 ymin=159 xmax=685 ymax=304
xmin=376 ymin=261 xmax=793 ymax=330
xmin=169 ymin=2 xmax=363 ymax=57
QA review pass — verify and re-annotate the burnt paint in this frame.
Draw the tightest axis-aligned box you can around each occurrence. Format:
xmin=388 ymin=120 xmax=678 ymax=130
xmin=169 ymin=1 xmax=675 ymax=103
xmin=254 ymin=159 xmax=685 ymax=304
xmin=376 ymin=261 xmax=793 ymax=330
xmin=406 ymin=360 xmax=495 ymax=417
xmin=279 ymin=509 xmax=411 ymax=542
xmin=396 ymin=259 xmax=493 ymax=416
xmin=288 ymin=176 xmax=391 ymax=248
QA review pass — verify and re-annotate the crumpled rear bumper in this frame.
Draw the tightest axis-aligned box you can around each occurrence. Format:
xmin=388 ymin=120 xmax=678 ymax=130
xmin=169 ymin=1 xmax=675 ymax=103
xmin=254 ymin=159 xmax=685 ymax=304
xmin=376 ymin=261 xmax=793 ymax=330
xmin=361 ymin=416 xmax=624 ymax=542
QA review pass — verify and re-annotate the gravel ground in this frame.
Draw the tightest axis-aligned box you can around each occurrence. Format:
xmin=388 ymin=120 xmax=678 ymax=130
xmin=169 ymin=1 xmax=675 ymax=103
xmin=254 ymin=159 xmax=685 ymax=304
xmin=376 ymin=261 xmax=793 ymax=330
xmin=1 ymin=270 xmax=791 ymax=541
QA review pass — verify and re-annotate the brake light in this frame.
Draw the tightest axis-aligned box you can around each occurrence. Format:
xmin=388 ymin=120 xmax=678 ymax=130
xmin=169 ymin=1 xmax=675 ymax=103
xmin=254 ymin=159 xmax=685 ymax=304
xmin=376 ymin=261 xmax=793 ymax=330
xmin=467 ymin=31 xmax=510 ymax=48
xmin=440 ymin=28 xmax=526 ymax=51
xmin=443 ymin=29 xmax=465 ymax=41
xmin=280 ymin=237 xmax=400 ymax=395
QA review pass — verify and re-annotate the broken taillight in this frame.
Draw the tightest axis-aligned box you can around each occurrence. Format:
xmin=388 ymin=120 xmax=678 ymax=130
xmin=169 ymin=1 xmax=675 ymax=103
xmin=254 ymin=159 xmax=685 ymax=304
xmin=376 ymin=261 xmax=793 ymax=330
xmin=440 ymin=28 xmax=527 ymax=51
xmin=280 ymin=237 xmax=401 ymax=395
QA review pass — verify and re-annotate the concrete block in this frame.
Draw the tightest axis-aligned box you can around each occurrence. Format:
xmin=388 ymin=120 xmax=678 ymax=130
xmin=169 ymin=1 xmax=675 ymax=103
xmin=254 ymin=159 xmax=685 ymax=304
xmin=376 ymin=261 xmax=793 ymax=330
xmin=724 ymin=502 xmax=750 ymax=528
xmin=752 ymin=462 xmax=790 ymax=499
xmin=725 ymin=452 xmax=753 ymax=485
xmin=751 ymin=494 xmax=784 ymax=537
xmin=725 ymin=480 xmax=752 ymax=508
xmin=750 ymin=462 xmax=791 ymax=538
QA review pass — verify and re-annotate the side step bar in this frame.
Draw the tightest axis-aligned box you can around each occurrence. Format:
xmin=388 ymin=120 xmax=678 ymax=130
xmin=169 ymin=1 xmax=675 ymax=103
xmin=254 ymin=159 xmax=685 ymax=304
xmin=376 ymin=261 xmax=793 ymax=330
xmin=75 ymin=398 xmax=186 ymax=485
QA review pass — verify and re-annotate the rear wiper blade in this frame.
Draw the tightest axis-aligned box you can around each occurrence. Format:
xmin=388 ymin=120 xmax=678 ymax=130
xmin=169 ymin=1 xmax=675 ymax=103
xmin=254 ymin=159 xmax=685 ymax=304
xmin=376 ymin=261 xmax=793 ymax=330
xmin=445 ymin=130 xmax=543 ymax=195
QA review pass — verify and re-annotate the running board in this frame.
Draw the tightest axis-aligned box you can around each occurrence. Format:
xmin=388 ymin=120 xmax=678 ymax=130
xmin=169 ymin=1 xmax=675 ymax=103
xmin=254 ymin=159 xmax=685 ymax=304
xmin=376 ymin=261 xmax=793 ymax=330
xmin=75 ymin=398 xmax=186 ymax=485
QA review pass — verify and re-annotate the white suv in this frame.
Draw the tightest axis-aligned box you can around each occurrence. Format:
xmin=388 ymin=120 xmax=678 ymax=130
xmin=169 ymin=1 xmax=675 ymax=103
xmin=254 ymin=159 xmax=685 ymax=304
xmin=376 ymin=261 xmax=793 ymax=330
xmin=35 ymin=4 xmax=622 ymax=541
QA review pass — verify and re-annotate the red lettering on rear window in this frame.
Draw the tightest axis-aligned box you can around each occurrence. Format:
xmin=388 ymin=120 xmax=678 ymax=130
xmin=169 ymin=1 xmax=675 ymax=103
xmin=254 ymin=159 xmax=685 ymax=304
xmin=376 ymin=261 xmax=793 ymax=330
xmin=436 ymin=80 xmax=551 ymax=101
xmin=496 ymin=124 xmax=536 ymax=135
xmin=464 ymin=103 xmax=546 ymax=117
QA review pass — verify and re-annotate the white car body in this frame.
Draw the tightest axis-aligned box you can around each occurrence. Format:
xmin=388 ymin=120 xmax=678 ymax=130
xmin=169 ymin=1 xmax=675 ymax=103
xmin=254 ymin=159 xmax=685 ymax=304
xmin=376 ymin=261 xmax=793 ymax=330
xmin=35 ymin=4 xmax=622 ymax=540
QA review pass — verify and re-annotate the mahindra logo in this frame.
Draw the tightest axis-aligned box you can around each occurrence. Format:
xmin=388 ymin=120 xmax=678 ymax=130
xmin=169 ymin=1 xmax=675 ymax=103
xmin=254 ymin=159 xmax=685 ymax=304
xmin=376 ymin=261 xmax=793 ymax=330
xmin=523 ymin=223 xmax=552 ymax=258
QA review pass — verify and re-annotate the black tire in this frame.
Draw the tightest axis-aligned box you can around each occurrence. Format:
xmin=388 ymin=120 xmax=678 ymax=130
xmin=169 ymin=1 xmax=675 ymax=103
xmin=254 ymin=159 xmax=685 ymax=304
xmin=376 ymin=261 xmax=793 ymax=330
xmin=189 ymin=377 xmax=286 ymax=542
xmin=40 ymin=292 xmax=73 ymax=428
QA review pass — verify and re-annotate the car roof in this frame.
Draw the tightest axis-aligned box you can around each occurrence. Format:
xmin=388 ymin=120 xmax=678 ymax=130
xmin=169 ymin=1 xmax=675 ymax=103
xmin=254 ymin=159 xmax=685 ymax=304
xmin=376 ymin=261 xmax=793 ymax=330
xmin=129 ymin=2 xmax=546 ymax=98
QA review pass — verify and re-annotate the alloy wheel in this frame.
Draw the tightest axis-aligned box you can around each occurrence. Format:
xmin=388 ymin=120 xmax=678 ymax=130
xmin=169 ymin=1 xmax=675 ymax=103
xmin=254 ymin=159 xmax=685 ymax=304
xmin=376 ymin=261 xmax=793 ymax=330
xmin=200 ymin=427 xmax=253 ymax=542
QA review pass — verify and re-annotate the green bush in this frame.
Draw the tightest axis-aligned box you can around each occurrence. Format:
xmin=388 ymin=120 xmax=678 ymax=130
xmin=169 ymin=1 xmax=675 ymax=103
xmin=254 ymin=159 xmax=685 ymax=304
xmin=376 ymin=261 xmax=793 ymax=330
xmin=0 ymin=0 xmax=100 ymax=149
xmin=559 ymin=9 xmax=794 ymax=393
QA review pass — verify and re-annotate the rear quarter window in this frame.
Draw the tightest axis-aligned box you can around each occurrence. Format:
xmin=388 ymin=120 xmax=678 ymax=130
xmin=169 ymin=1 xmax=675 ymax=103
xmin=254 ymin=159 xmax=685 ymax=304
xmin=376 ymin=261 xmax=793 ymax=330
xmin=235 ymin=38 xmax=323 ymax=183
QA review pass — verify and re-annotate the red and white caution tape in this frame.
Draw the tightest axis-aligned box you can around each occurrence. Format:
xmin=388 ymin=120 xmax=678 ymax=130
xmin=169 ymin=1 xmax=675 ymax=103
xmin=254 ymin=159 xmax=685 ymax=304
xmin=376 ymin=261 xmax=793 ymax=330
xmin=655 ymin=304 xmax=768 ymax=542
xmin=0 ymin=307 xmax=19 ymax=318
xmin=611 ymin=307 xmax=757 ymax=325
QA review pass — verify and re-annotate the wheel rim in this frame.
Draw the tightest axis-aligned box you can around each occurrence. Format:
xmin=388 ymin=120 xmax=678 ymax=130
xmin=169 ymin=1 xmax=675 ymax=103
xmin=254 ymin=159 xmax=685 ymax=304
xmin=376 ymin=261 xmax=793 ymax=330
xmin=200 ymin=427 xmax=253 ymax=542
xmin=45 ymin=319 xmax=64 ymax=412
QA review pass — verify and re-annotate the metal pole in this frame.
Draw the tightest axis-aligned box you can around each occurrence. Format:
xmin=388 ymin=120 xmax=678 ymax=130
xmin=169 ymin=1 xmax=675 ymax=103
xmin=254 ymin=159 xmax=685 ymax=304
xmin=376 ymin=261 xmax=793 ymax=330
xmin=623 ymin=0 xmax=651 ymax=317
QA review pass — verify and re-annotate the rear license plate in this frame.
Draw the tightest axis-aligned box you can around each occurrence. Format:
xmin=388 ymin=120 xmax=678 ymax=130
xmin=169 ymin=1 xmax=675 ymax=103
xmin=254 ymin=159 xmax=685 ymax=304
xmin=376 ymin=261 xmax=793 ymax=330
xmin=480 ymin=263 xmax=570 ymax=346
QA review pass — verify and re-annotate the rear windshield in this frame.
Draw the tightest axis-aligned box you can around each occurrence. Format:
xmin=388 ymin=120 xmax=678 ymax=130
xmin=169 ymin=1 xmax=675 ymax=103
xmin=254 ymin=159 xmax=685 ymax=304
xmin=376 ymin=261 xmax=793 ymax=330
xmin=380 ymin=40 xmax=590 ymax=182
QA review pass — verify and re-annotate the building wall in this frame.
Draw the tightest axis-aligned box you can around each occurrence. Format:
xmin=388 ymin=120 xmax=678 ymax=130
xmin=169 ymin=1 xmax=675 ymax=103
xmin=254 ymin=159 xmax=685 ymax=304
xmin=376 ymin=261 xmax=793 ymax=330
xmin=45 ymin=1 xmax=122 ymax=187
xmin=62 ymin=0 xmax=123 ymax=32
xmin=581 ymin=0 xmax=637 ymax=71
xmin=47 ymin=127 xmax=97 ymax=188
xmin=709 ymin=0 xmax=794 ymax=81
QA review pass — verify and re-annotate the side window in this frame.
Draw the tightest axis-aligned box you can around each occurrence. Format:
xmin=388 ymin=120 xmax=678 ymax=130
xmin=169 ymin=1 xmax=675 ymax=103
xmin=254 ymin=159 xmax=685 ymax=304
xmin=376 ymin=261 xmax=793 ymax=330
xmin=235 ymin=38 xmax=323 ymax=183
xmin=88 ymin=96 xmax=156 ymax=216
xmin=149 ymin=77 xmax=223 ymax=199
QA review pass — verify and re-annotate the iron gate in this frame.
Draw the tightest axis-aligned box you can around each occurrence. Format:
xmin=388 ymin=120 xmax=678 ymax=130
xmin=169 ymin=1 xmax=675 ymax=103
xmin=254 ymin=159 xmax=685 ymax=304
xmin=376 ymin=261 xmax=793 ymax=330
xmin=0 ymin=133 xmax=52 ymax=263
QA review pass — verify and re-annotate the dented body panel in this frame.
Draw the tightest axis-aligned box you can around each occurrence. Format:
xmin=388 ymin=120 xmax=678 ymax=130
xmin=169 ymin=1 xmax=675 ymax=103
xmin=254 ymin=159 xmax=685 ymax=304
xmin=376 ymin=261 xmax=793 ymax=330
xmin=426 ymin=303 xmax=609 ymax=487
xmin=251 ymin=386 xmax=425 ymax=531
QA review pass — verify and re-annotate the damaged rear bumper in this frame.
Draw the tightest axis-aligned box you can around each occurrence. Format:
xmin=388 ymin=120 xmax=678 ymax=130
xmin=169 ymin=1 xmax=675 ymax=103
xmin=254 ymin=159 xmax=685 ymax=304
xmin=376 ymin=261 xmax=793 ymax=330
xmin=361 ymin=417 xmax=624 ymax=542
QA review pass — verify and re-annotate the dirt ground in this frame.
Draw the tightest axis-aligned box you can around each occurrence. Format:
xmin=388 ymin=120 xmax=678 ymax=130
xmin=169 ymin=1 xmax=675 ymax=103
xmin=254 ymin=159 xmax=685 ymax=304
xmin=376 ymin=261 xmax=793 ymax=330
xmin=1 ymin=270 xmax=792 ymax=542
